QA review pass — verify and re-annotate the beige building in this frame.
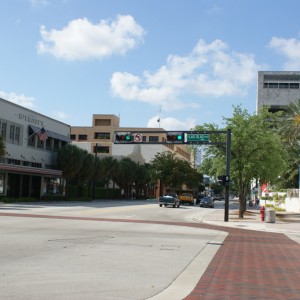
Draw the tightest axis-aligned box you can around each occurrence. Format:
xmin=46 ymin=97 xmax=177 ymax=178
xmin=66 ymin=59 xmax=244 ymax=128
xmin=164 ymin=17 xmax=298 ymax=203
xmin=71 ymin=114 xmax=194 ymax=198
xmin=71 ymin=114 xmax=193 ymax=164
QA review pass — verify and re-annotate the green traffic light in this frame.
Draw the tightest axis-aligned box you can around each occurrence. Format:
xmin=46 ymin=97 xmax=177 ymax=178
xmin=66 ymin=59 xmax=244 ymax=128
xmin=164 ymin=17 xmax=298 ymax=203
xmin=125 ymin=134 xmax=131 ymax=141
xmin=177 ymin=135 xmax=182 ymax=140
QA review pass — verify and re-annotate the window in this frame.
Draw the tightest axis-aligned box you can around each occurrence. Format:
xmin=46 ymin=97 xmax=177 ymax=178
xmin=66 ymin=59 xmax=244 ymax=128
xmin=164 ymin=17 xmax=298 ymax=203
xmin=290 ymin=83 xmax=299 ymax=89
xmin=53 ymin=139 xmax=60 ymax=151
xmin=94 ymin=132 xmax=110 ymax=139
xmin=37 ymin=137 xmax=45 ymax=149
xmin=149 ymin=136 xmax=159 ymax=142
xmin=1 ymin=121 xmax=7 ymax=139
xmin=269 ymin=83 xmax=278 ymax=88
xmin=142 ymin=136 xmax=146 ymax=142
xmin=94 ymin=145 xmax=109 ymax=154
xmin=279 ymin=83 xmax=289 ymax=89
xmin=78 ymin=134 xmax=87 ymax=140
xmin=15 ymin=126 xmax=21 ymax=143
xmin=9 ymin=124 xmax=15 ymax=141
xmin=70 ymin=134 xmax=76 ymax=140
xmin=45 ymin=138 xmax=52 ymax=150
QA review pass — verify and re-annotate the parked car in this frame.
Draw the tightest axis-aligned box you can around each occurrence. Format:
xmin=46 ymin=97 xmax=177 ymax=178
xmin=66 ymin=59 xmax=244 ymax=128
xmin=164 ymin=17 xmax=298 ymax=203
xmin=200 ymin=196 xmax=214 ymax=208
xmin=159 ymin=193 xmax=180 ymax=208
xmin=179 ymin=193 xmax=194 ymax=205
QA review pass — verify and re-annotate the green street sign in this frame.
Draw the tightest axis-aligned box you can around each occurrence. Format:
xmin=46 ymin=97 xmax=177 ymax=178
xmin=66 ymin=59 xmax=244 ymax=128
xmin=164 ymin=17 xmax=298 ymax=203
xmin=185 ymin=133 xmax=209 ymax=142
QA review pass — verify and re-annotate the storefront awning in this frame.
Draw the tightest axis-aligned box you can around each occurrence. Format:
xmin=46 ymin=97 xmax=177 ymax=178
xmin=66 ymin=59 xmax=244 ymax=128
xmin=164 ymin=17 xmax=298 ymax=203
xmin=0 ymin=163 xmax=63 ymax=177
xmin=29 ymin=125 xmax=70 ymax=143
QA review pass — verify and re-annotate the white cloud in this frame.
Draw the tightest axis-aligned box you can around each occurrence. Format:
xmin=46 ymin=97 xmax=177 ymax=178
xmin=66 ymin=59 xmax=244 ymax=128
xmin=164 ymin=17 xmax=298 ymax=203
xmin=147 ymin=116 xmax=196 ymax=131
xmin=37 ymin=15 xmax=145 ymax=60
xmin=111 ymin=39 xmax=261 ymax=110
xmin=0 ymin=91 xmax=35 ymax=109
xmin=269 ymin=36 xmax=300 ymax=70
xmin=52 ymin=111 xmax=69 ymax=121
xmin=30 ymin=0 xmax=49 ymax=6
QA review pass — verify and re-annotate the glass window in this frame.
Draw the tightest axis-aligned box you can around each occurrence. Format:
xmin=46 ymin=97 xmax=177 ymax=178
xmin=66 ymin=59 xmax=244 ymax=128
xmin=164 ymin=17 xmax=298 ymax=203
xmin=9 ymin=124 xmax=15 ymax=141
xmin=45 ymin=137 xmax=52 ymax=150
xmin=149 ymin=136 xmax=159 ymax=142
xmin=78 ymin=134 xmax=87 ymax=140
xmin=279 ymin=83 xmax=289 ymax=88
xmin=70 ymin=134 xmax=76 ymax=140
xmin=15 ymin=126 xmax=20 ymax=143
xmin=94 ymin=132 xmax=110 ymax=139
xmin=95 ymin=146 xmax=109 ymax=153
xmin=269 ymin=83 xmax=278 ymax=88
xmin=1 ymin=122 xmax=7 ymax=139
xmin=290 ymin=83 xmax=299 ymax=89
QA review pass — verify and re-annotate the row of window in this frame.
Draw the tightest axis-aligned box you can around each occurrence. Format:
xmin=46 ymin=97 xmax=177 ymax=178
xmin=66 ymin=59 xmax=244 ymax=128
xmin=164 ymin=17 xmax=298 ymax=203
xmin=263 ymin=82 xmax=300 ymax=89
xmin=0 ymin=119 xmax=22 ymax=145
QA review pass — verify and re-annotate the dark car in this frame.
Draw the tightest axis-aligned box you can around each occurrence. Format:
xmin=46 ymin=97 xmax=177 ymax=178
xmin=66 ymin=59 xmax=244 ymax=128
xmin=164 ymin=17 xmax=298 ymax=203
xmin=200 ymin=196 xmax=214 ymax=208
xmin=196 ymin=193 xmax=205 ymax=204
xmin=159 ymin=193 xmax=180 ymax=208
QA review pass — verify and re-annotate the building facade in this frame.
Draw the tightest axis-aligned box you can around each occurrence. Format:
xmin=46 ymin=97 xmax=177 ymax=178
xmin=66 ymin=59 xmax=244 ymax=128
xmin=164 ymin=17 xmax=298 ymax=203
xmin=71 ymin=114 xmax=194 ymax=198
xmin=0 ymin=98 xmax=70 ymax=198
xmin=71 ymin=114 xmax=192 ymax=164
xmin=257 ymin=71 xmax=300 ymax=112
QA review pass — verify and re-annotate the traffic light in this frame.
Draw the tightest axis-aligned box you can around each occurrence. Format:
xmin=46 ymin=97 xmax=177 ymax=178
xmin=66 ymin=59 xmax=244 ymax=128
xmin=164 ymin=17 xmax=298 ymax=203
xmin=115 ymin=132 xmax=132 ymax=143
xmin=166 ymin=132 xmax=184 ymax=143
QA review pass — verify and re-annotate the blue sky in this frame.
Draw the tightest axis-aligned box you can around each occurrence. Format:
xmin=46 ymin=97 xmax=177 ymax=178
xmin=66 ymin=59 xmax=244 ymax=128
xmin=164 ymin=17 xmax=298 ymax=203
xmin=1 ymin=0 xmax=300 ymax=130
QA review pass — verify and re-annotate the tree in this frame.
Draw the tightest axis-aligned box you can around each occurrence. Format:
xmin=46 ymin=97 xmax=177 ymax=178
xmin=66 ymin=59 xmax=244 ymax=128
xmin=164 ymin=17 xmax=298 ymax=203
xmin=115 ymin=157 xmax=137 ymax=198
xmin=101 ymin=156 xmax=119 ymax=189
xmin=195 ymin=106 xmax=287 ymax=218
xmin=277 ymin=99 xmax=300 ymax=187
xmin=58 ymin=144 xmax=84 ymax=198
xmin=150 ymin=151 xmax=200 ymax=192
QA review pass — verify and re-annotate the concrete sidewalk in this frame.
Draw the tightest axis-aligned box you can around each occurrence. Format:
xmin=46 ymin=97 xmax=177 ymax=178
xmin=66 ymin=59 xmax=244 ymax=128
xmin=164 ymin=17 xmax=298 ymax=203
xmin=200 ymin=206 xmax=300 ymax=244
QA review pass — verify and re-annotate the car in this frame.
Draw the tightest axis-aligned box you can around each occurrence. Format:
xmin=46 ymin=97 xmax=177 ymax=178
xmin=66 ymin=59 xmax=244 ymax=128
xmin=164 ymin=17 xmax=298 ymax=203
xmin=200 ymin=196 xmax=214 ymax=208
xmin=179 ymin=192 xmax=194 ymax=205
xmin=158 ymin=193 xmax=180 ymax=208
xmin=196 ymin=193 xmax=205 ymax=204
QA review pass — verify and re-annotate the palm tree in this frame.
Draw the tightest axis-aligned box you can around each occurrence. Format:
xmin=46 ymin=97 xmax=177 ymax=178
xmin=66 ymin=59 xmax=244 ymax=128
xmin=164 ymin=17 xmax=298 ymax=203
xmin=278 ymin=99 xmax=300 ymax=187
xmin=101 ymin=156 xmax=119 ymax=189
xmin=58 ymin=144 xmax=84 ymax=198
xmin=280 ymin=99 xmax=300 ymax=145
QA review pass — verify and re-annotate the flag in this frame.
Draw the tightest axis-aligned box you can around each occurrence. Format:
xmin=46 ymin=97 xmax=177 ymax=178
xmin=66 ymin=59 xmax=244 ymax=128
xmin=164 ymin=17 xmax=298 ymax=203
xmin=37 ymin=127 xmax=48 ymax=141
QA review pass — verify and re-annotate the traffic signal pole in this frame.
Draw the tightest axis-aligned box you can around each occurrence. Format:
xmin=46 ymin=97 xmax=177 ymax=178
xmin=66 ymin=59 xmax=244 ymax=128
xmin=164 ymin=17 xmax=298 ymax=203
xmin=114 ymin=129 xmax=232 ymax=222
xmin=224 ymin=129 xmax=231 ymax=222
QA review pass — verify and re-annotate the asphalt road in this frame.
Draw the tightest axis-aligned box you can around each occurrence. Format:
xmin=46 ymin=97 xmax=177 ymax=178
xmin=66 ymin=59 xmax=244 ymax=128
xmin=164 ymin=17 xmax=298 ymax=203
xmin=0 ymin=200 xmax=227 ymax=300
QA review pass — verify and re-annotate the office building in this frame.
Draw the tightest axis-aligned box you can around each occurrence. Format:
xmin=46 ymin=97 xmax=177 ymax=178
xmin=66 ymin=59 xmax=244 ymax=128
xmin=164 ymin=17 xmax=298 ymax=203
xmin=257 ymin=71 xmax=300 ymax=112
xmin=0 ymin=98 xmax=70 ymax=198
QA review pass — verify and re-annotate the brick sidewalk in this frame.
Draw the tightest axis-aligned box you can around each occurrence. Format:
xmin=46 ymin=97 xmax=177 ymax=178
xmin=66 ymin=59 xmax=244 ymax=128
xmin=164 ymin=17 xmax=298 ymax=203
xmin=184 ymin=223 xmax=300 ymax=300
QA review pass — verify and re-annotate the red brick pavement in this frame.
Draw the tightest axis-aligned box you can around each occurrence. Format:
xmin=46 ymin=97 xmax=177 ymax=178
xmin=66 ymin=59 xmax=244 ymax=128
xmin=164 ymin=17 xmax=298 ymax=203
xmin=184 ymin=225 xmax=300 ymax=300
xmin=1 ymin=212 xmax=299 ymax=299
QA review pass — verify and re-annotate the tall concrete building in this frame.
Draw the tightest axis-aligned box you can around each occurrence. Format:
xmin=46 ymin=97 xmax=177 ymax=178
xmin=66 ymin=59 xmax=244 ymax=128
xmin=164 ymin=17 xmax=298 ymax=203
xmin=257 ymin=71 xmax=300 ymax=112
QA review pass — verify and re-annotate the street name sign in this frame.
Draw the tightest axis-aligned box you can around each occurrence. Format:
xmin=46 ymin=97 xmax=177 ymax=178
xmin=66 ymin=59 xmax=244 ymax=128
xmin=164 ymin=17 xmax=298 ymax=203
xmin=185 ymin=133 xmax=210 ymax=143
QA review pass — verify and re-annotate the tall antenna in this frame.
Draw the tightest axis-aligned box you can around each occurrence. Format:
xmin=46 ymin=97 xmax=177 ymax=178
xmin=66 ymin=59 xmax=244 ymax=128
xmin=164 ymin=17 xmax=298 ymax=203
xmin=157 ymin=106 xmax=161 ymax=128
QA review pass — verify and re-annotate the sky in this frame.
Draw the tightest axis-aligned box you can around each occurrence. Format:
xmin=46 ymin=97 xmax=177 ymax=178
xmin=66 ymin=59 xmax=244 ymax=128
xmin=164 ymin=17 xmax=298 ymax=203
xmin=1 ymin=0 xmax=300 ymax=130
